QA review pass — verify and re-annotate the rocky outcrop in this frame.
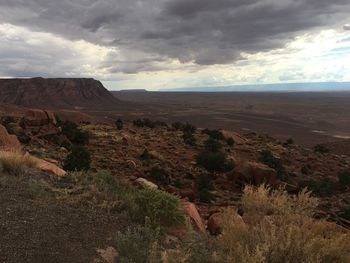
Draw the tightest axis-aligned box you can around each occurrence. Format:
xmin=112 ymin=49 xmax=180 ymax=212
xmin=181 ymin=200 xmax=206 ymax=233
xmin=0 ymin=124 xmax=21 ymax=150
xmin=233 ymin=161 xmax=277 ymax=185
xmin=24 ymin=109 xmax=57 ymax=127
xmin=0 ymin=78 xmax=119 ymax=109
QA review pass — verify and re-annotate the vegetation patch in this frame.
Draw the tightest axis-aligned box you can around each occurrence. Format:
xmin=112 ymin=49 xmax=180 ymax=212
xmin=63 ymin=146 xmax=91 ymax=172
xmin=0 ymin=151 xmax=37 ymax=176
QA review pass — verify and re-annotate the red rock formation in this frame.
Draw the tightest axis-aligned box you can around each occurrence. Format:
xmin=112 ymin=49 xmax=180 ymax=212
xmin=233 ymin=161 xmax=277 ymax=185
xmin=0 ymin=124 xmax=21 ymax=150
xmin=181 ymin=200 xmax=206 ymax=233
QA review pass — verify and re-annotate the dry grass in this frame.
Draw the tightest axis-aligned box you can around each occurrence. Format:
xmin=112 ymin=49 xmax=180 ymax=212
xmin=162 ymin=185 xmax=350 ymax=263
xmin=218 ymin=185 xmax=350 ymax=263
xmin=0 ymin=150 xmax=37 ymax=176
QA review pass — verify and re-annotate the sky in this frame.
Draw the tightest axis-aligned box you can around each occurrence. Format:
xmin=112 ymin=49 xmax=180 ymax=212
xmin=0 ymin=0 xmax=350 ymax=90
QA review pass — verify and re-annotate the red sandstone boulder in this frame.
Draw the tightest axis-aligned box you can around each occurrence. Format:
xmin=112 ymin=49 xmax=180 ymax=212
xmin=0 ymin=124 xmax=21 ymax=150
xmin=233 ymin=161 xmax=277 ymax=185
xmin=24 ymin=109 xmax=56 ymax=127
xmin=181 ymin=200 xmax=206 ymax=233
xmin=207 ymin=213 xmax=223 ymax=235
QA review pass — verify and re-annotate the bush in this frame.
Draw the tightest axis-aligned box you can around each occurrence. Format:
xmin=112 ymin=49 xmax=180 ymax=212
xmin=259 ymin=150 xmax=286 ymax=179
xmin=299 ymin=178 xmax=336 ymax=197
xmin=338 ymin=170 xmax=350 ymax=186
xmin=202 ymin=129 xmax=225 ymax=140
xmin=135 ymin=188 xmax=185 ymax=228
xmin=115 ymin=118 xmax=123 ymax=130
xmin=197 ymin=174 xmax=214 ymax=191
xmin=226 ymin=137 xmax=235 ymax=147
xmin=217 ymin=185 xmax=350 ymax=262
xmin=181 ymin=123 xmax=195 ymax=134
xmin=60 ymin=120 xmax=89 ymax=145
xmin=63 ymin=146 xmax=91 ymax=171
xmin=283 ymin=138 xmax=294 ymax=147
xmin=204 ymin=138 xmax=222 ymax=152
xmin=182 ymin=131 xmax=196 ymax=146
xmin=314 ymin=144 xmax=330 ymax=154
xmin=115 ymin=224 xmax=160 ymax=263
xmin=172 ymin=122 xmax=184 ymax=130
xmin=301 ymin=164 xmax=312 ymax=175
xmin=148 ymin=166 xmax=169 ymax=183
xmin=196 ymin=150 xmax=233 ymax=173
xmin=0 ymin=151 xmax=37 ymax=176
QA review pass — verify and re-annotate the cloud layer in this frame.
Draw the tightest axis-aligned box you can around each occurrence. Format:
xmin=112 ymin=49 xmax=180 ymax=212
xmin=0 ymin=0 xmax=350 ymax=86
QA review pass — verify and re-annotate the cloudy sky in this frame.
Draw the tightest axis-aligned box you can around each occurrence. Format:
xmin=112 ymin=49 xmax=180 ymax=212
xmin=0 ymin=0 xmax=350 ymax=90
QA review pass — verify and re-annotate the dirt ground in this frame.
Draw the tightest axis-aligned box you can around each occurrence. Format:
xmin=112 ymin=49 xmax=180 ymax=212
xmin=0 ymin=172 xmax=122 ymax=263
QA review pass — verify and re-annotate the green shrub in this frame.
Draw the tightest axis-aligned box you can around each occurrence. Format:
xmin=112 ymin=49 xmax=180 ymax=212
xmin=148 ymin=166 xmax=169 ymax=183
xmin=226 ymin=137 xmax=235 ymax=147
xmin=314 ymin=144 xmax=330 ymax=154
xmin=172 ymin=122 xmax=184 ymax=130
xmin=204 ymin=138 xmax=222 ymax=152
xmin=182 ymin=131 xmax=196 ymax=146
xmin=202 ymin=129 xmax=225 ymax=140
xmin=197 ymin=174 xmax=214 ymax=191
xmin=115 ymin=224 xmax=160 ymax=263
xmin=140 ymin=149 xmax=151 ymax=165
xmin=135 ymin=188 xmax=185 ymax=227
xmin=60 ymin=120 xmax=89 ymax=145
xmin=299 ymin=178 xmax=336 ymax=196
xmin=338 ymin=170 xmax=350 ymax=186
xmin=259 ymin=150 xmax=286 ymax=179
xmin=115 ymin=118 xmax=123 ymax=130
xmin=182 ymin=123 xmax=196 ymax=134
xmin=339 ymin=208 xmax=350 ymax=221
xmin=283 ymin=138 xmax=294 ymax=147
xmin=63 ymin=146 xmax=91 ymax=171
xmin=301 ymin=164 xmax=311 ymax=175
xmin=196 ymin=150 xmax=233 ymax=173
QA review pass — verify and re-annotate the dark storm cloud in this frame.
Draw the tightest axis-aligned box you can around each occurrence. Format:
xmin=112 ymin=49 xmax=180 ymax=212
xmin=0 ymin=0 xmax=349 ymax=75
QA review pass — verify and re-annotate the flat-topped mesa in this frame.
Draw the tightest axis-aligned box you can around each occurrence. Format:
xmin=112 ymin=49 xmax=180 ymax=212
xmin=0 ymin=78 xmax=119 ymax=109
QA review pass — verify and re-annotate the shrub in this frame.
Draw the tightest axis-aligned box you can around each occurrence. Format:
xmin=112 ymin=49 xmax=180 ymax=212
xmin=301 ymin=164 xmax=312 ymax=175
xmin=283 ymin=138 xmax=294 ymax=147
xmin=197 ymin=174 xmax=214 ymax=191
xmin=115 ymin=118 xmax=123 ymax=130
xmin=182 ymin=123 xmax=196 ymax=134
xmin=133 ymin=118 xmax=157 ymax=129
xmin=63 ymin=146 xmax=91 ymax=171
xmin=115 ymin=224 xmax=160 ymax=263
xmin=226 ymin=137 xmax=235 ymax=147
xmin=204 ymin=138 xmax=222 ymax=152
xmin=202 ymin=129 xmax=225 ymax=140
xmin=182 ymin=131 xmax=196 ymax=146
xmin=217 ymin=185 xmax=350 ymax=262
xmin=60 ymin=120 xmax=89 ymax=145
xmin=172 ymin=122 xmax=184 ymax=130
xmin=196 ymin=150 xmax=233 ymax=173
xmin=148 ymin=166 xmax=169 ymax=183
xmin=314 ymin=144 xmax=330 ymax=154
xmin=299 ymin=178 xmax=336 ymax=197
xmin=259 ymin=150 xmax=286 ymax=179
xmin=338 ymin=170 xmax=350 ymax=186
xmin=135 ymin=188 xmax=185 ymax=228
xmin=140 ymin=149 xmax=151 ymax=165
xmin=0 ymin=151 xmax=37 ymax=176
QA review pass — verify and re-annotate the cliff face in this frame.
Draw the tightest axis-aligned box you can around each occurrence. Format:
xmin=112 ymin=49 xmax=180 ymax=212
xmin=0 ymin=78 xmax=119 ymax=109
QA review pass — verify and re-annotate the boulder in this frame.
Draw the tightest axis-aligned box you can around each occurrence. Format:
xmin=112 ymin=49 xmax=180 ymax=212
xmin=207 ymin=211 xmax=245 ymax=235
xmin=0 ymin=124 xmax=21 ymax=150
xmin=135 ymin=178 xmax=158 ymax=189
xmin=31 ymin=155 xmax=66 ymax=176
xmin=181 ymin=200 xmax=206 ymax=233
xmin=24 ymin=109 xmax=56 ymax=127
xmin=233 ymin=161 xmax=277 ymax=185
xmin=207 ymin=213 xmax=223 ymax=235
